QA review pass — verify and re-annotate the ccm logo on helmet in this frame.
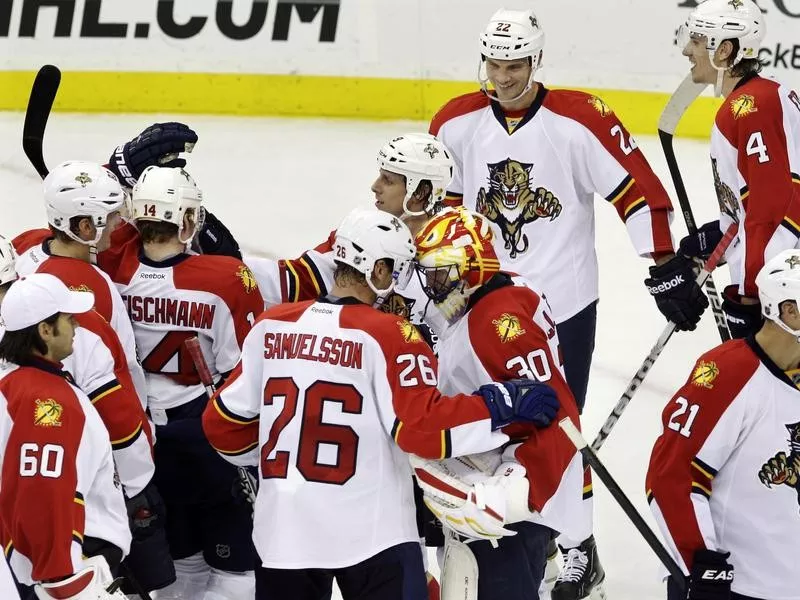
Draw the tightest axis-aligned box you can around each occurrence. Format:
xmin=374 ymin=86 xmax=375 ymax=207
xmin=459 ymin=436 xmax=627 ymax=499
xmin=647 ymin=274 xmax=685 ymax=294
xmin=489 ymin=44 xmax=512 ymax=50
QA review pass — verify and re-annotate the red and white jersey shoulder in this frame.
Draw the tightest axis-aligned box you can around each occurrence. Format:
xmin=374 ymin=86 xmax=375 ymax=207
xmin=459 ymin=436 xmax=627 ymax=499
xmin=13 ymin=229 xmax=147 ymax=410
xmin=107 ymin=226 xmax=264 ymax=410
xmin=710 ymin=75 xmax=800 ymax=296
xmin=245 ymin=230 xmax=449 ymax=342
xmin=646 ymin=338 xmax=800 ymax=599
xmin=66 ymin=310 xmax=154 ymax=497
xmin=430 ymin=89 xmax=674 ymax=322
xmin=0 ymin=362 xmax=130 ymax=585
xmin=436 ymin=275 xmax=586 ymax=539
xmin=202 ymin=299 xmax=507 ymax=569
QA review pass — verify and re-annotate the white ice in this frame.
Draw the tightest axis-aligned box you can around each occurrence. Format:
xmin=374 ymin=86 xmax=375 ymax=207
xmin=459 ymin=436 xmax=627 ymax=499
xmin=0 ymin=112 xmax=730 ymax=600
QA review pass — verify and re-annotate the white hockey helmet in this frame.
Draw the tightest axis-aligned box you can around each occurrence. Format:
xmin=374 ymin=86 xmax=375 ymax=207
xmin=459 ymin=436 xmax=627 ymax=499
xmin=756 ymin=249 xmax=800 ymax=339
xmin=678 ymin=0 xmax=765 ymax=93
xmin=333 ymin=208 xmax=416 ymax=298
xmin=0 ymin=234 xmax=18 ymax=287
xmin=478 ymin=8 xmax=545 ymax=103
xmin=44 ymin=161 xmax=126 ymax=245
xmin=131 ymin=166 xmax=204 ymax=245
xmin=377 ymin=134 xmax=454 ymax=217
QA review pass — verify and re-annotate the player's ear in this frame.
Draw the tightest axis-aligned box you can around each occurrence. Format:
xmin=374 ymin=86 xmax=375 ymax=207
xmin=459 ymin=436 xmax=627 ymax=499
xmin=77 ymin=216 xmax=95 ymax=240
xmin=717 ymin=40 xmax=735 ymax=67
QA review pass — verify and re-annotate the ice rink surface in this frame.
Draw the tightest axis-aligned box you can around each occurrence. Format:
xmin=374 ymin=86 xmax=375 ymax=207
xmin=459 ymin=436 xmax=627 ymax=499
xmin=0 ymin=111 xmax=731 ymax=599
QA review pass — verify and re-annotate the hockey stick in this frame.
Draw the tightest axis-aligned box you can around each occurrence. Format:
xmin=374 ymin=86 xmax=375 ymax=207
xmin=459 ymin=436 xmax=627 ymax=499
xmin=560 ymin=418 xmax=687 ymax=593
xmin=184 ymin=337 xmax=258 ymax=510
xmin=590 ymin=222 xmax=737 ymax=452
xmin=22 ymin=64 xmax=61 ymax=179
xmin=658 ymin=74 xmax=731 ymax=342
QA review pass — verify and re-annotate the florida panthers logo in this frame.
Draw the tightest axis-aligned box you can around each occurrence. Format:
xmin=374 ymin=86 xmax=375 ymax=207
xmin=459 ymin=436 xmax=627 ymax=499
xmin=476 ymin=159 xmax=562 ymax=259
xmin=758 ymin=421 xmax=800 ymax=509
xmin=711 ymin=158 xmax=739 ymax=223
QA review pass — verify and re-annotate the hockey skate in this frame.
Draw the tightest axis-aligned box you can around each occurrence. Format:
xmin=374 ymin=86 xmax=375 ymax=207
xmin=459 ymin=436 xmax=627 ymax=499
xmin=550 ymin=536 xmax=606 ymax=600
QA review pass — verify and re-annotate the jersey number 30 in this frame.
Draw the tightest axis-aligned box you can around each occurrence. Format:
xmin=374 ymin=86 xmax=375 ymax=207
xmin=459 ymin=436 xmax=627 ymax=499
xmin=261 ymin=378 xmax=362 ymax=485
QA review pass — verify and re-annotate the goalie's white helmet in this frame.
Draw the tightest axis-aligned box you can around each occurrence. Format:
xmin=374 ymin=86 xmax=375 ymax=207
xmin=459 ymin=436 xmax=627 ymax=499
xmin=0 ymin=234 xmax=17 ymax=287
xmin=377 ymin=134 xmax=454 ymax=217
xmin=44 ymin=161 xmax=126 ymax=245
xmin=333 ymin=208 xmax=416 ymax=298
xmin=756 ymin=249 xmax=800 ymax=339
xmin=131 ymin=166 xmax=204 ymax=245
xmin=479 ymin=8 xmax=545 ymax=103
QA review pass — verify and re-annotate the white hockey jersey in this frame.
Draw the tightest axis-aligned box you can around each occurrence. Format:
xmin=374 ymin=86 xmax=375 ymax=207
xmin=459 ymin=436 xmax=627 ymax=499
xmin=709 ymin=75 xmax=800 ymax=297
xmin=647 ymin=337 xmax=800 ymax=599
xmin=0 ymin=554 xmax=20 ymax=600
xmin=202 ymin=298 xmax=509 ymax=569
xmin=12 ymin=230 xmax=148 ymax=410
xmin=430 ymin=88 xmax=675 ymax=323
xmin=436 ymin=274 xmax=587 ymax=539
xmin=99 ymin=224 xmax=264 ymax=411
xmin=0 ymin=360 xmax=130 ymax=585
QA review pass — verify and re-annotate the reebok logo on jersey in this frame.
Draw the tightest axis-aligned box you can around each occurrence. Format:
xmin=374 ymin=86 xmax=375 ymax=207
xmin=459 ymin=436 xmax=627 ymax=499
xmin=139 ymin=272 xmax=166 ymax=280
xmin=647 ymin=274 xmax=684 ymax=294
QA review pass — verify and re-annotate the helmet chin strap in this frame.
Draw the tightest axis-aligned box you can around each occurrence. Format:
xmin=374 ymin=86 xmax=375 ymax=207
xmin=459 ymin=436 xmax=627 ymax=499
xmin=707 ymin=48 xmax=740 ymax=97
xmin=402 ymin=192 xmax=429 ymax=219
xmin=478 ymin=60 xmax=537 ymax=105
xmin=771 ymin=316 xmax=800 ymax=343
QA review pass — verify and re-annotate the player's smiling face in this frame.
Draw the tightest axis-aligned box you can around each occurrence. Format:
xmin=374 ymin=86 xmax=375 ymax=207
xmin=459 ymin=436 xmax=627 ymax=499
xmin=371 ymin=169 xmax=407 ymax=217
xmin=683 ymin=35 xmax=715 ymax=84
xmin=485 ymin=57 xmax=531 ymax=102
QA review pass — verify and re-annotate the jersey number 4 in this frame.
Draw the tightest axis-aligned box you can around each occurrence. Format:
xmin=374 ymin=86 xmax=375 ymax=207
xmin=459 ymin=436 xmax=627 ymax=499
xmin=261 ymin=377 xmax=362 ymax=485
xmin=141 ymin=331 xmax=201 ymax=385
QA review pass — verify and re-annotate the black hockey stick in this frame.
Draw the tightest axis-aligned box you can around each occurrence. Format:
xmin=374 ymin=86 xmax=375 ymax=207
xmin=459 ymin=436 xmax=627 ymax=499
xmin=184 ymin=337 xmax=258 ymax=513
xmin=22 ymin=64 xmax=61 ymax=179
xmin=590 ymin=222 xmax=737 ymax=452
xmin=658 ymin=74 xmax=731 ymax=342
xmin=560 ymin=418 xmax=687 ymax=593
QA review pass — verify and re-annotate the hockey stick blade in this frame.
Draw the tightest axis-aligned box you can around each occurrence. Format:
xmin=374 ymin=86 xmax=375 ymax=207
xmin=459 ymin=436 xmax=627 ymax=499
xmin=22 ymin=65 xmax=61 ymax=179
xmin=590 ymin=222 xmax=738 ymax=453
xmin=559 ymin=418 xmax=687 ymax=592
xmin=658 ymin=74 xmax=707 ymax=135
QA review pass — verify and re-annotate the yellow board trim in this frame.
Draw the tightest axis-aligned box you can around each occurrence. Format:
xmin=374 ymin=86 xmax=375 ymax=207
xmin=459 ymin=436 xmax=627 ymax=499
xmin=0 ymin=71 xmax=722 ymax=139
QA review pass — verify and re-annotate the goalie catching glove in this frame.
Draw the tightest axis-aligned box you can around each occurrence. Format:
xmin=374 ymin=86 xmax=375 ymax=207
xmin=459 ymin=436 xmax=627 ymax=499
xmin=34 ymin=555 xmax=127 ymax=600
xmin=410 ymin=447 xmax=533 ymax=544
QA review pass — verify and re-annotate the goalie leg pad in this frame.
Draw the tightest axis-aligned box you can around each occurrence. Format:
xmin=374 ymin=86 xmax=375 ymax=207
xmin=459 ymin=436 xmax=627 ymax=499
xmin=440 ymin=534 xmax=479 ymax=600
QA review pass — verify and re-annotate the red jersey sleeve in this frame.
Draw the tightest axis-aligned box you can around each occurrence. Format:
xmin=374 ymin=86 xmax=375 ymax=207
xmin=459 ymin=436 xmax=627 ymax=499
xmin=278 ymin=231 xmax=335 ymax=302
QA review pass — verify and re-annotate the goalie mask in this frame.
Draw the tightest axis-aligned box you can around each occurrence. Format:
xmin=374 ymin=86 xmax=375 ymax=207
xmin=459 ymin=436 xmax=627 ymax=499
xmin=132 ymin=166 xmax=205 ymax=246
xmin=333 ymin=208 xmax=416 ymax=299
xmin=479 ymin=8 xmax=545 ymax=104
xmin=376 ymin=133 xmax=454 ymax=218
xmin=44 ymin=161 xmax=126 ymax=246
xmin=756 ymin=249 xmax=800 ymax=341
xmin=677 ymin=0 xmax=765 ymax=96
xmin=414 ymin=207 xmax=500 ymax=323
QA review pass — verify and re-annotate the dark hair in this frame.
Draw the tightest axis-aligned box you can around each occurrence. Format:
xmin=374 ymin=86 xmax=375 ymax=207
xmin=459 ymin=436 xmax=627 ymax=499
xmin=137 ymin=220 xmax=179 ymax=244
xmin=333 ymin=258 xmax=395 ymax=288
xmin=0 ymin=313 xmax=60 ymax=364
xmin=49 ymin=216 xmax=88 ymax=242
xmin=725 ymin=39 xmax=766 ymax=77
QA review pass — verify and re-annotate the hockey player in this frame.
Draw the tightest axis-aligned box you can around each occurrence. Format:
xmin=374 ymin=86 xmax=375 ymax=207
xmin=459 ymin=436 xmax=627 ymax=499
xmin=99 ymin=165 xmax=265 ymax=600
xmin=0 ymin=273 xmax=131 ymax=599
xmin=676 ymin=0 xmax=800 ymax=339
xmin=427 ymin=9 xmax=708 ymax=595
xmin=411 ymin=207 xmax=586 ymax=599
xmin=646 ymin=248 xmax=800 ymax=600
xmin=202 ymin=207 xmax=561 ymax=600
xmin=10 ymin=163 xmax=174 ymax=594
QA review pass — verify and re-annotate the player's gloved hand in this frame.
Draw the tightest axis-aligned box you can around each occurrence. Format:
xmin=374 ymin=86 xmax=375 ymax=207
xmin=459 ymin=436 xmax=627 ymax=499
xmin=686 ymin=549 xmax=734 ymax=600
xmin=721 ymin=285 xmax=763 ymax=339
xmin=108 ymin=122 xmax=197 ymax=188
xmin=34 ymin=555 xmax=127 ymax=599
xmin=191 ymin=210 xmax=243 ymax=259
xmin=232 ymin=466 xmax=259 ymax=506
xmin=645 ymin=254 xmax=709 ymax=331
xmin=678 ymin=221 xmax=724 ymax=262
xmin=125 ymin=481 xmax=166 ymax=541
xmin=477 ymin=378 xmax=560 ymax=430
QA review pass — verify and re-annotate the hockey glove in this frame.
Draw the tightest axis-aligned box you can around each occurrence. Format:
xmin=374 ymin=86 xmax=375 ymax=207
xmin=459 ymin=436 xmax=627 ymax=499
xmin=122 ymin=482 xmax=175 ymax=592
xmin=108 ymin=122 xmax=198 ymax=188
xmin=678 ymin=220 xmax=724 ymax=262
xmin=721 ymin=285 xmax=763 ymax=339
xmin=192 ymin=210 xmax=243 ymax=259
xmin=645 ymin=254 xmax=708 ymax=331
xmin=232 ymin=465 xmax=259 ymax=506
xmin=477 ymin=378 xmax=560 ymax=430
xmin=687 ymin=549 xmax=733 ymax=600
